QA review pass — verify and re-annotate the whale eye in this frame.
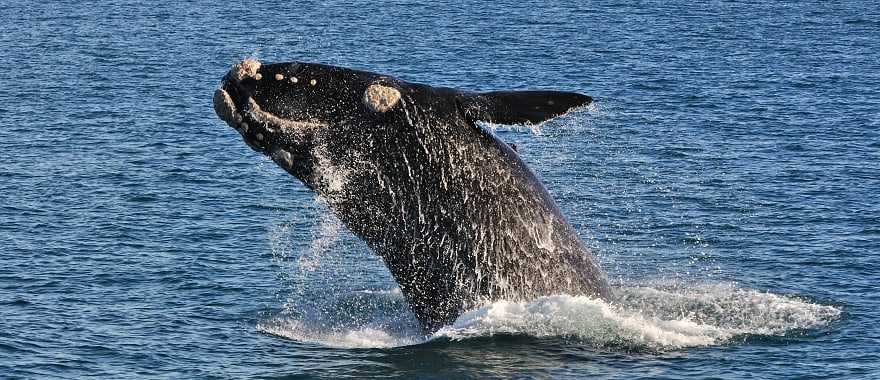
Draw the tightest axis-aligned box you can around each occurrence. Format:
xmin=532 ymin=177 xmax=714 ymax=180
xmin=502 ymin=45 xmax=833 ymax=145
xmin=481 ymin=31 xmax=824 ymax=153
xmin=363 ymin=83 xmax=401 ymax=113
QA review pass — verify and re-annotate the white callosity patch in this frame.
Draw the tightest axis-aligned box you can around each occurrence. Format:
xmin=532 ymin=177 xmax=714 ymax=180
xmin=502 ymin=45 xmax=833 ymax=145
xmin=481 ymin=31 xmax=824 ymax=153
xmin=363 ymin=83 xmax=401 ymax=113
xmin=231 ymin=58 xmax=261 ymax=82
xmin=271 ymin=146 xmax=293 ymax=170
xmin=212 ymin=89 xmax=237 ymax=123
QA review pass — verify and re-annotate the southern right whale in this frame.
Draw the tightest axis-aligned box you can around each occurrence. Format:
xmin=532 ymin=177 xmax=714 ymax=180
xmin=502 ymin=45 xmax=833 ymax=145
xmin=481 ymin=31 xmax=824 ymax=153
xmin=213 ymin=59 xmax=610 ymax=331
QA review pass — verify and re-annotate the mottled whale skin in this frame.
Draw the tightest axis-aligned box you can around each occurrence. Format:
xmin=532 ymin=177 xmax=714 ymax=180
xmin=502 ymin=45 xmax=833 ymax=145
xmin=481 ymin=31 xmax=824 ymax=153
xmin=213 ymin=59 xmax=610 ymax=331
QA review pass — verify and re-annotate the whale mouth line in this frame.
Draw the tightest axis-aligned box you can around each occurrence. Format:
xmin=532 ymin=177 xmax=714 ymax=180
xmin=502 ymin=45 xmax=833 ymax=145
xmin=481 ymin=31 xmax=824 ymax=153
xmin=214 ymin=85 xmax=327 ymax=154
xmin=243 ymin=98 xmax=327 ymax=136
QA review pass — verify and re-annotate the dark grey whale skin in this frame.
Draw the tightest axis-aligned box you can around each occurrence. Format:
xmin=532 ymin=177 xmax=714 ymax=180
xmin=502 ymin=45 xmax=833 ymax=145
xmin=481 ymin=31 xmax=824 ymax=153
xmin=214 ymin=60 xmax=610 ymax=332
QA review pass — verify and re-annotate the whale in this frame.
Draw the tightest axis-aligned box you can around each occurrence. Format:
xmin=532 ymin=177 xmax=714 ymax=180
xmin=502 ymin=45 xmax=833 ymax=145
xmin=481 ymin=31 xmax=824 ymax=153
xmin=213 ymin=59 xmax=610 ymax=331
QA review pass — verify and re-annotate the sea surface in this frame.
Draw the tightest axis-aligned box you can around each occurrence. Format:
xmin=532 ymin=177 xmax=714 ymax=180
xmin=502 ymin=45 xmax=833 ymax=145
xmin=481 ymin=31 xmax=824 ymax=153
xmin=2 ymin=0 xmax=878 ymax=378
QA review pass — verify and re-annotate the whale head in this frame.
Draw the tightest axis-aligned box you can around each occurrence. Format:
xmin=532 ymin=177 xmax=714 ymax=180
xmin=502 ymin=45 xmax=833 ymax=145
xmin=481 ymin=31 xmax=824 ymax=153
xmin=213 ymin=59 xmax=405 ymax=194
xmin=213 ymin=58 xmax=592 ymax=204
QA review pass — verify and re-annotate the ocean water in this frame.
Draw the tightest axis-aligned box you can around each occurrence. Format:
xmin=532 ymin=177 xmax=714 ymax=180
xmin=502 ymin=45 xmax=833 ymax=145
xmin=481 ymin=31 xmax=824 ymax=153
xmin=1 ymin=0 xmax=878 ymax=378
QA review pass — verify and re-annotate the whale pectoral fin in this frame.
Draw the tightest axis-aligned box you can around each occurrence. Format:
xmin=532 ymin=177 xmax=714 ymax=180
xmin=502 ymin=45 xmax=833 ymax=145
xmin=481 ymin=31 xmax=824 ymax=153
xmin=460 ymin=90 xmax=592 ymax=125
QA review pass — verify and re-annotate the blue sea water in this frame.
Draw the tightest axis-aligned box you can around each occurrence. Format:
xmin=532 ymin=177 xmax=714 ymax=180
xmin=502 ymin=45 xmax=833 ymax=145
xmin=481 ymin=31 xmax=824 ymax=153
xmin=2 ymin=0 xmax=878 ymax=378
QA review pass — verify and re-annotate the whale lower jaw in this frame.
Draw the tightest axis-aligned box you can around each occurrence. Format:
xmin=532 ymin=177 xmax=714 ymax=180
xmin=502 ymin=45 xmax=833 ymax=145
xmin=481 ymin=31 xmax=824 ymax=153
xmin=243 ymin=98 xmax=326 ymax=137
xmin=213 ymin=88 xmax=326 ymax=167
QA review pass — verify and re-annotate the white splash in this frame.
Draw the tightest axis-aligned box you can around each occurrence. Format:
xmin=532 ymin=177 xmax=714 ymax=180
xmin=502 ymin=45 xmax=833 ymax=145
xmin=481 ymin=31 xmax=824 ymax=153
xmin=297 ymin=205 xmax=343 ymax=272
xmin=311 ymin=143 xmax=351 ymax=196
xmin=436 ymin=282 xmax=841 ymax=349
xmin=258 ymin=281 xmax=841 ymax=350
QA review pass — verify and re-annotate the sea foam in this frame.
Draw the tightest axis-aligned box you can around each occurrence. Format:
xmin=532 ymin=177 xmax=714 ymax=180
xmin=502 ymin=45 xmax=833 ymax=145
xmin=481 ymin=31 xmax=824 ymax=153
xmin=257 ymin=281 xmax=841 ymax=350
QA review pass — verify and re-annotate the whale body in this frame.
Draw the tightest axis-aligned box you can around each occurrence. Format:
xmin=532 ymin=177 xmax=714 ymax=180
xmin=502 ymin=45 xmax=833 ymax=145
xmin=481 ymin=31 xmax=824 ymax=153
xmin=213 ymin=59 xmax=610 ymax=331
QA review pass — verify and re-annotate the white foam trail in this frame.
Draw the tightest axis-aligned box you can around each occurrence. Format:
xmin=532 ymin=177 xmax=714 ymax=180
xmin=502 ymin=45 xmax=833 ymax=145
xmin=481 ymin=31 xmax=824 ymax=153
xmin=258 ymin=282 xmax=841 ymax=350
xmin=435 ymin=295 xmax=726 ymax=348
xmin=436 ymin=283 xmax=841 ymax=349
xmin=257 ymin=319 xmax=422 ymax=349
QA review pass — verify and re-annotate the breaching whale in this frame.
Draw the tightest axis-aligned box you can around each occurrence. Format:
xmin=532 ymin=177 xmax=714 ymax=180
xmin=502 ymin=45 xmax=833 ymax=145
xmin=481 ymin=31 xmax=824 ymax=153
xmin=213 ymin=59 xmax=610 ymax=331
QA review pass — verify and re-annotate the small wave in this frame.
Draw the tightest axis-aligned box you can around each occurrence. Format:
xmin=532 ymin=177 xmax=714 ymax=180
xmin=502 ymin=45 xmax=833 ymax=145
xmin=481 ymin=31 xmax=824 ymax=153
xmin=257 ymin=319 xmax=423 ymax=349
xmin=258 ymin=282 xmax=841 ymax=351
xmin=257 ymin=288 xmax=423 ymax=349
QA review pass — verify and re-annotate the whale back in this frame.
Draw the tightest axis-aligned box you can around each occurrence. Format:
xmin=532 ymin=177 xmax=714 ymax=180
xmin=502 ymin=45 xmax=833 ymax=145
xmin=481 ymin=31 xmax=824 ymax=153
xmin=321 ymin=81 xmax=609 ymax=330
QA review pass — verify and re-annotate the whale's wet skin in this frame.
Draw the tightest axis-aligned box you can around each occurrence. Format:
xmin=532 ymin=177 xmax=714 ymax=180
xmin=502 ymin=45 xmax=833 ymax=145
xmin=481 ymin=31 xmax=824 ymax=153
xmin=214 ymin=59 xmax=610 ymax=332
